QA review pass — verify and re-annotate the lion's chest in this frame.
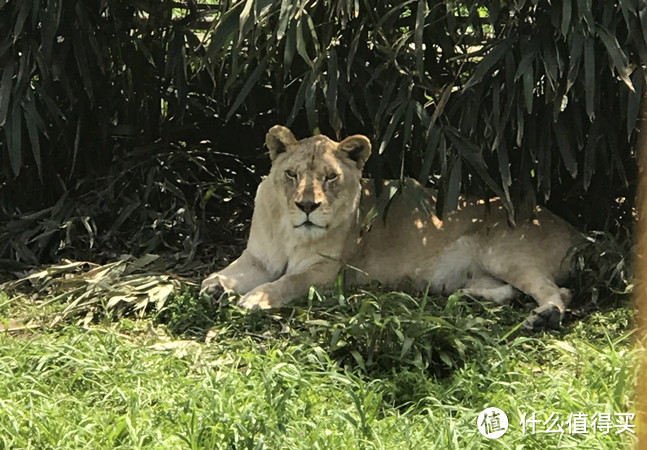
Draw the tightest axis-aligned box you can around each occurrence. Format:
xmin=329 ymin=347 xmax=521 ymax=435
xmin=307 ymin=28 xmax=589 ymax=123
xmin=249 ymin=218 xmax=344 ymax=280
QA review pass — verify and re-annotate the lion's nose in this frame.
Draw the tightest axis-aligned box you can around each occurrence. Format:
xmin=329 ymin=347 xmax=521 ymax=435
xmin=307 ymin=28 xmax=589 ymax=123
xmin=295 ymin=201 xmax=321 ymax=214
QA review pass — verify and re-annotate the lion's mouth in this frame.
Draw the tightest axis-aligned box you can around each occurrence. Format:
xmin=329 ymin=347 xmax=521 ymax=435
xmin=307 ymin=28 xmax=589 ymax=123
xmin=295 ymin=220 xmax=326 ymax=229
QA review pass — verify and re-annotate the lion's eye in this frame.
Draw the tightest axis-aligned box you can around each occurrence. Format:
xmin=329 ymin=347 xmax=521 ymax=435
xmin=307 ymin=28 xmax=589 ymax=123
xmin=285 ymin=170 xmax=297 ymax=180
xmin=325 ymin=172 xmax=338 ymax=182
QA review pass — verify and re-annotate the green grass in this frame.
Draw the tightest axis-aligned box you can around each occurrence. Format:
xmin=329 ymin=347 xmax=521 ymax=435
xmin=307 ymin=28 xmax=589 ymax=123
xmin=0 ymin=289 xmax=640 ymax=449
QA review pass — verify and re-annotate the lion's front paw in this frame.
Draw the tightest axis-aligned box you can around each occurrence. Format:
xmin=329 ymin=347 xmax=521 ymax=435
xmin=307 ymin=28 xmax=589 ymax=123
xmin=200 ymin=284 xmax=235 ymax=308
xmin=201 ymin=282 xmax=225 ymax=297
xmin=523 ymin=303 xmax=564 ymax=331
xmin=201 ymin=274 xmax=224 ymax=294
xmin=238 ymin=291 xmax=275 ymax=310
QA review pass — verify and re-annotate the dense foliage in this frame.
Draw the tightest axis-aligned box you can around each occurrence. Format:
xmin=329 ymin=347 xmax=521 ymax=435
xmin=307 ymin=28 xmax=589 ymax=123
xmin=0 ymin=0 xmax=645 ymax=268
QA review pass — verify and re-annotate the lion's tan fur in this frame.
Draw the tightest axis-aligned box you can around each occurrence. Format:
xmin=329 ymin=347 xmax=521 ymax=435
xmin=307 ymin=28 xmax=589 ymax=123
xmin=202 ymin=126 xmax=580 ymax=328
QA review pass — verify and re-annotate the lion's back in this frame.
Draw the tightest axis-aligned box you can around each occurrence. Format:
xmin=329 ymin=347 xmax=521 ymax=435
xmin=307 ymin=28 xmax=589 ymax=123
xmin=347 ymin=181 xmax=578 ymax=290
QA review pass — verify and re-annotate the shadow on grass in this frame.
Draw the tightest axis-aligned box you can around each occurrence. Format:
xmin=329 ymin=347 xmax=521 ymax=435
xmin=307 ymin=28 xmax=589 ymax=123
xmin=155 ymin=285 xmax=586 ymax=379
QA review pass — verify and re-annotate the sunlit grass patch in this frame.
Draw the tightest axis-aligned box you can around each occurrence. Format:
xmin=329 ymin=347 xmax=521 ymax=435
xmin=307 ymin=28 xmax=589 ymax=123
xmin=0 ymin=285 xmax=640 ymax=449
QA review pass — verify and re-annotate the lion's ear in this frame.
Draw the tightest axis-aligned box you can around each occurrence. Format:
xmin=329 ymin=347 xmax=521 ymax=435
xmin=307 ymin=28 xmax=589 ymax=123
xmin=338 ymin=135 xmax=372 ymax=169
xmin=266 ymin=125 xmax=298 ymax=161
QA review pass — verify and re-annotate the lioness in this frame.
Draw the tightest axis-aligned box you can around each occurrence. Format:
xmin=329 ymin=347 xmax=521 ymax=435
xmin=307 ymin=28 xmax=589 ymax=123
xmin=202 ymin=125 xmax=579 ymax=330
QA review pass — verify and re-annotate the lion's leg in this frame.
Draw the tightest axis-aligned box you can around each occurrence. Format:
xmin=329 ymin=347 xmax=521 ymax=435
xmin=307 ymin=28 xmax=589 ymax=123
xmin=459 ymin=276 xmax=515 ymax=304
xmin=201 ymin=250 xmax=273 ymax=296
xmin=238 ymin=262 xmax=339 ymax=309
xmin=482 ymin=262 xmax=571 ymax=330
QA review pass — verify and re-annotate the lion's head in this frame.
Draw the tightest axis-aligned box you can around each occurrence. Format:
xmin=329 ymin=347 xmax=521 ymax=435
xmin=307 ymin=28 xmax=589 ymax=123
xmin=264 ymin=125 xmax=372 ymax=240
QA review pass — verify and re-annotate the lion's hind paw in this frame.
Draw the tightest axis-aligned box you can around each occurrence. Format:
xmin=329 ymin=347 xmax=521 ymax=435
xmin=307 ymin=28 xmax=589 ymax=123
xmin=523 ymin=303 xmax=563 ymax=331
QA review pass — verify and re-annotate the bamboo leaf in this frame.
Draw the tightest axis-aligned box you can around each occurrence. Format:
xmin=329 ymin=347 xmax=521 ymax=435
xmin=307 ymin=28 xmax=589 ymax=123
xmin=373 ymin=76 xmax=398 ymax=127
xmin=417 ymin=124 xmax=440 ymax=183
xmin=522 ymin=65 xmax=534 ymax=114
xmin=226 ymin=54 xmax=269 ymax=121
xmin=105 ymin=201 xmax=142 ymax=239
xmin=540 ymin=41 xmax=560 ymax=89
xmin=39 ymin=0 xmax=61 ymax=60
xmin=238 ymin=0 xmax=254 ymax=41
xmin=208 ymin=2 xmax=244 ymax=59
xmin=445 ymin=157 xmax=461 ymax=213
xmin=641 ymin=5 xmax=647 ymax=44
xmin=626 ymin=69 xmax=644 ymax=138
xmin=497 ymin=137 xmax=512 ymax=189
xmin=429 ymin=82 xmax=454 ymax=128
xmin=287 ymin=76 xmax=307 ymax=124
xmin=296 ymin=15 xmax=313 ymax=68
xmin=374 ymin=0 xmax=415 ymax=30
xmin=537 ymin=116 xmax=552 ymax=199
xmin=12 ymin=0 xmax=31 ymax=43
xmin=33 ymin=82 xmax=65 ymax=123
xmin=326 ymin=49 xmax=341 ymax=138
xmin=584 ymin=37 xmax=595 ymax=119
xmin=566 ymin=30 xmax=584 ymax=92
xmin=22 ymin=99 xmax=42 ymax=178
xmin=305 ymin=12 xmax=320 ymax=57
xmin=283 ymin=18 xmax=297 ymax=69
xmin=583 ymin=119 xmax=600 ymax=190
xmin=7 ymin=106 xmax=22 ymax=176
xmin=561 ymin=0 xmax=572 ymax=37
xmin=414 ymin=0 xmax=426 ymax=78
xmin=464 ymin=39 xmax=512 ymax=89
xmin=0 ymin=58 xmax=13 ymax=126
xmin=378 ymin=101 xmax=406 ymax=155
xmin=73 ymin=38 xmax=93 ymax=103
xmin=577 ymin=0 xmax=594 ymax=29
xmin=445 ymin=128 xmax=507 ymax=202
xmin=74 ymin=3 xmax=104 ymax=74
xmin=513 ymin=40 xmax=538 ymax=82
xmin=305 ymin=71 xmax=318 ymax=132
xmin=276 ymin=0 xmax=293 ymax=40
xmin=253 ymin=0 xmax=274 ymax=24
xmin=596 ymin=25 xmax=634 ymax=91
xmin=346 ymin=22 xmax=364 ymax=81
xmin=553 ymin=119 xmax=578 ymax=178
xmin=402 ymin=100 xmax=414 ymax=151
